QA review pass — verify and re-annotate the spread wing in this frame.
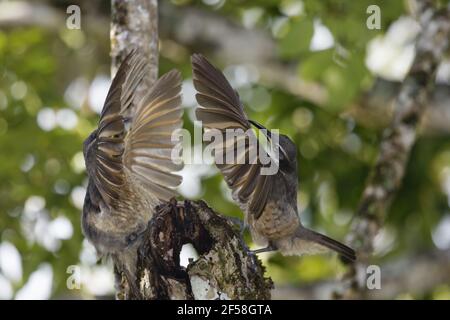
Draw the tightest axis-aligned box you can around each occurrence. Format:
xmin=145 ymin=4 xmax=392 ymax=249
xmin=123 ymin=69 xmax=183 ymax=201
xmin=90 ymin=51 xmax=183 ymax=208
xmin=192 ymin=54 xmax=274 ymax=218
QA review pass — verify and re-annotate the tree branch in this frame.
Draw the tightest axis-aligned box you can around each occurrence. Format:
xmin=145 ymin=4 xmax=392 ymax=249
xmin=273 ymin=249 xmax=450 ymax=299
xmin=341 ymin=0 xmax=450 ymax=298
xmin=110 ymin=0 xmax=158 ymax=104
xmin=144 ymin=200 xmax=272 ymax=299
xmin=115 ymin=199 xmax=272 ymax=300
xmin=3 ymin=1 xmax=450 ymax=135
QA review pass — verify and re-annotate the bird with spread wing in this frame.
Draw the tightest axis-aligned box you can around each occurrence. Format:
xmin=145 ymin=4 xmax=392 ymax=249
xmin=192 ymin=54 xmax=355 ymax=262
xmin=82 ymin=51 xmax=183 ymax=261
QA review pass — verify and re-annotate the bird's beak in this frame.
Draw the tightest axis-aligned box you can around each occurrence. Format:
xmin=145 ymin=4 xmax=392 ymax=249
xmin=249 ymin=120 xmax=272 ymax=139
xmin=249 ymin=119 xmax=290 ymax=163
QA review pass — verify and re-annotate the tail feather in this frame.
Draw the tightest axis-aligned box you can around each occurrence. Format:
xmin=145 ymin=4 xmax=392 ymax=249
xmin=303 ymin=228 xmax=356 ymax=262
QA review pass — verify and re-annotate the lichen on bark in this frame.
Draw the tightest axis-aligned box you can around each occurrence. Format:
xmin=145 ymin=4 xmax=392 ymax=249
xmin=119 ymin=199 xmax=272 ymax=300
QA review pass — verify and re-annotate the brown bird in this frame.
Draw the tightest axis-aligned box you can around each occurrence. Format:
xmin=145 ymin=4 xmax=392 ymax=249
xmin=82 ymin=51 xmax=183 ymax=278
xmin=192 ymin=54 xmax=355 ymax=261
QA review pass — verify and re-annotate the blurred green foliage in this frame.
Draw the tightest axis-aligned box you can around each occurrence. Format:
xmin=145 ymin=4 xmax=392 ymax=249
xmin=0 ymin=0 xmax=449 ymax=299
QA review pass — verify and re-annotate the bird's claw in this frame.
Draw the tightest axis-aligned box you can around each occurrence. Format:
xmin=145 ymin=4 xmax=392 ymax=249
xmin=250 ymin=244 xmax=277 ymax=255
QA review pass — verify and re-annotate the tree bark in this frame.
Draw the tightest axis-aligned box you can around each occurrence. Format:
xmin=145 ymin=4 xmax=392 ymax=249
xmin=114 ymin=199 xmax=272 ymax=300
xmin=340 ymin=0 xmax=450 ymax=299
xmin=110 ymin=0 xmax=272 ymax=300
xmin=110 ymin=0 xmax=158 ymax=111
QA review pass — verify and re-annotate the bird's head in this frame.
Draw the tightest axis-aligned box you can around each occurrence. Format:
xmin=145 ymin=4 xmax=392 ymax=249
xmin=249 ymin=120 xmax=298 ymax=173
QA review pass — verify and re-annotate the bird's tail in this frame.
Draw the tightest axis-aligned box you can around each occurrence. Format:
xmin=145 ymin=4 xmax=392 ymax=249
xmin=276 ymin=227 xmax=356 ymax=262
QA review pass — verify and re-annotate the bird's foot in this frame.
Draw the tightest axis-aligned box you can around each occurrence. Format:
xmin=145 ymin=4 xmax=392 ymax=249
xmin=251 ymin=243 xmax=277 ymax=255
xmin=226 ymin=217 xmax=255 ymax=254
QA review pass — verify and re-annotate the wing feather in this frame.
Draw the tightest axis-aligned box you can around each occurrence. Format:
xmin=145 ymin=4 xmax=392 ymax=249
xmin=124 ymin=69 xmax=183 ymax=201
xmin=89 ymin=51 xmax=183 ymax=208
xmin=192 ymin=54 xmax=273 ymax=218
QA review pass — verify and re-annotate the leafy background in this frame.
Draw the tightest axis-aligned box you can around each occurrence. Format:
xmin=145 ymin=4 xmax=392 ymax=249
xmin=0 ymin=0 xmax=449 ymax=299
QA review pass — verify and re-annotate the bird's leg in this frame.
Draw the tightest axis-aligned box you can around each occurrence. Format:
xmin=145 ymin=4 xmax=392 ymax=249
xmin=226 ymin=217 xmax=256 ymax=254
xmin=227 ymin=216 xmax=248 ymax=237
xmin=251 ymin=242 xmax=277 ymax=254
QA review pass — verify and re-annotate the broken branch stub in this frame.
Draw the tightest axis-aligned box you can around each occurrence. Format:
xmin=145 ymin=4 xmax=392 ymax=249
xmin=120 ymin=199 xmax=272 ymax=300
